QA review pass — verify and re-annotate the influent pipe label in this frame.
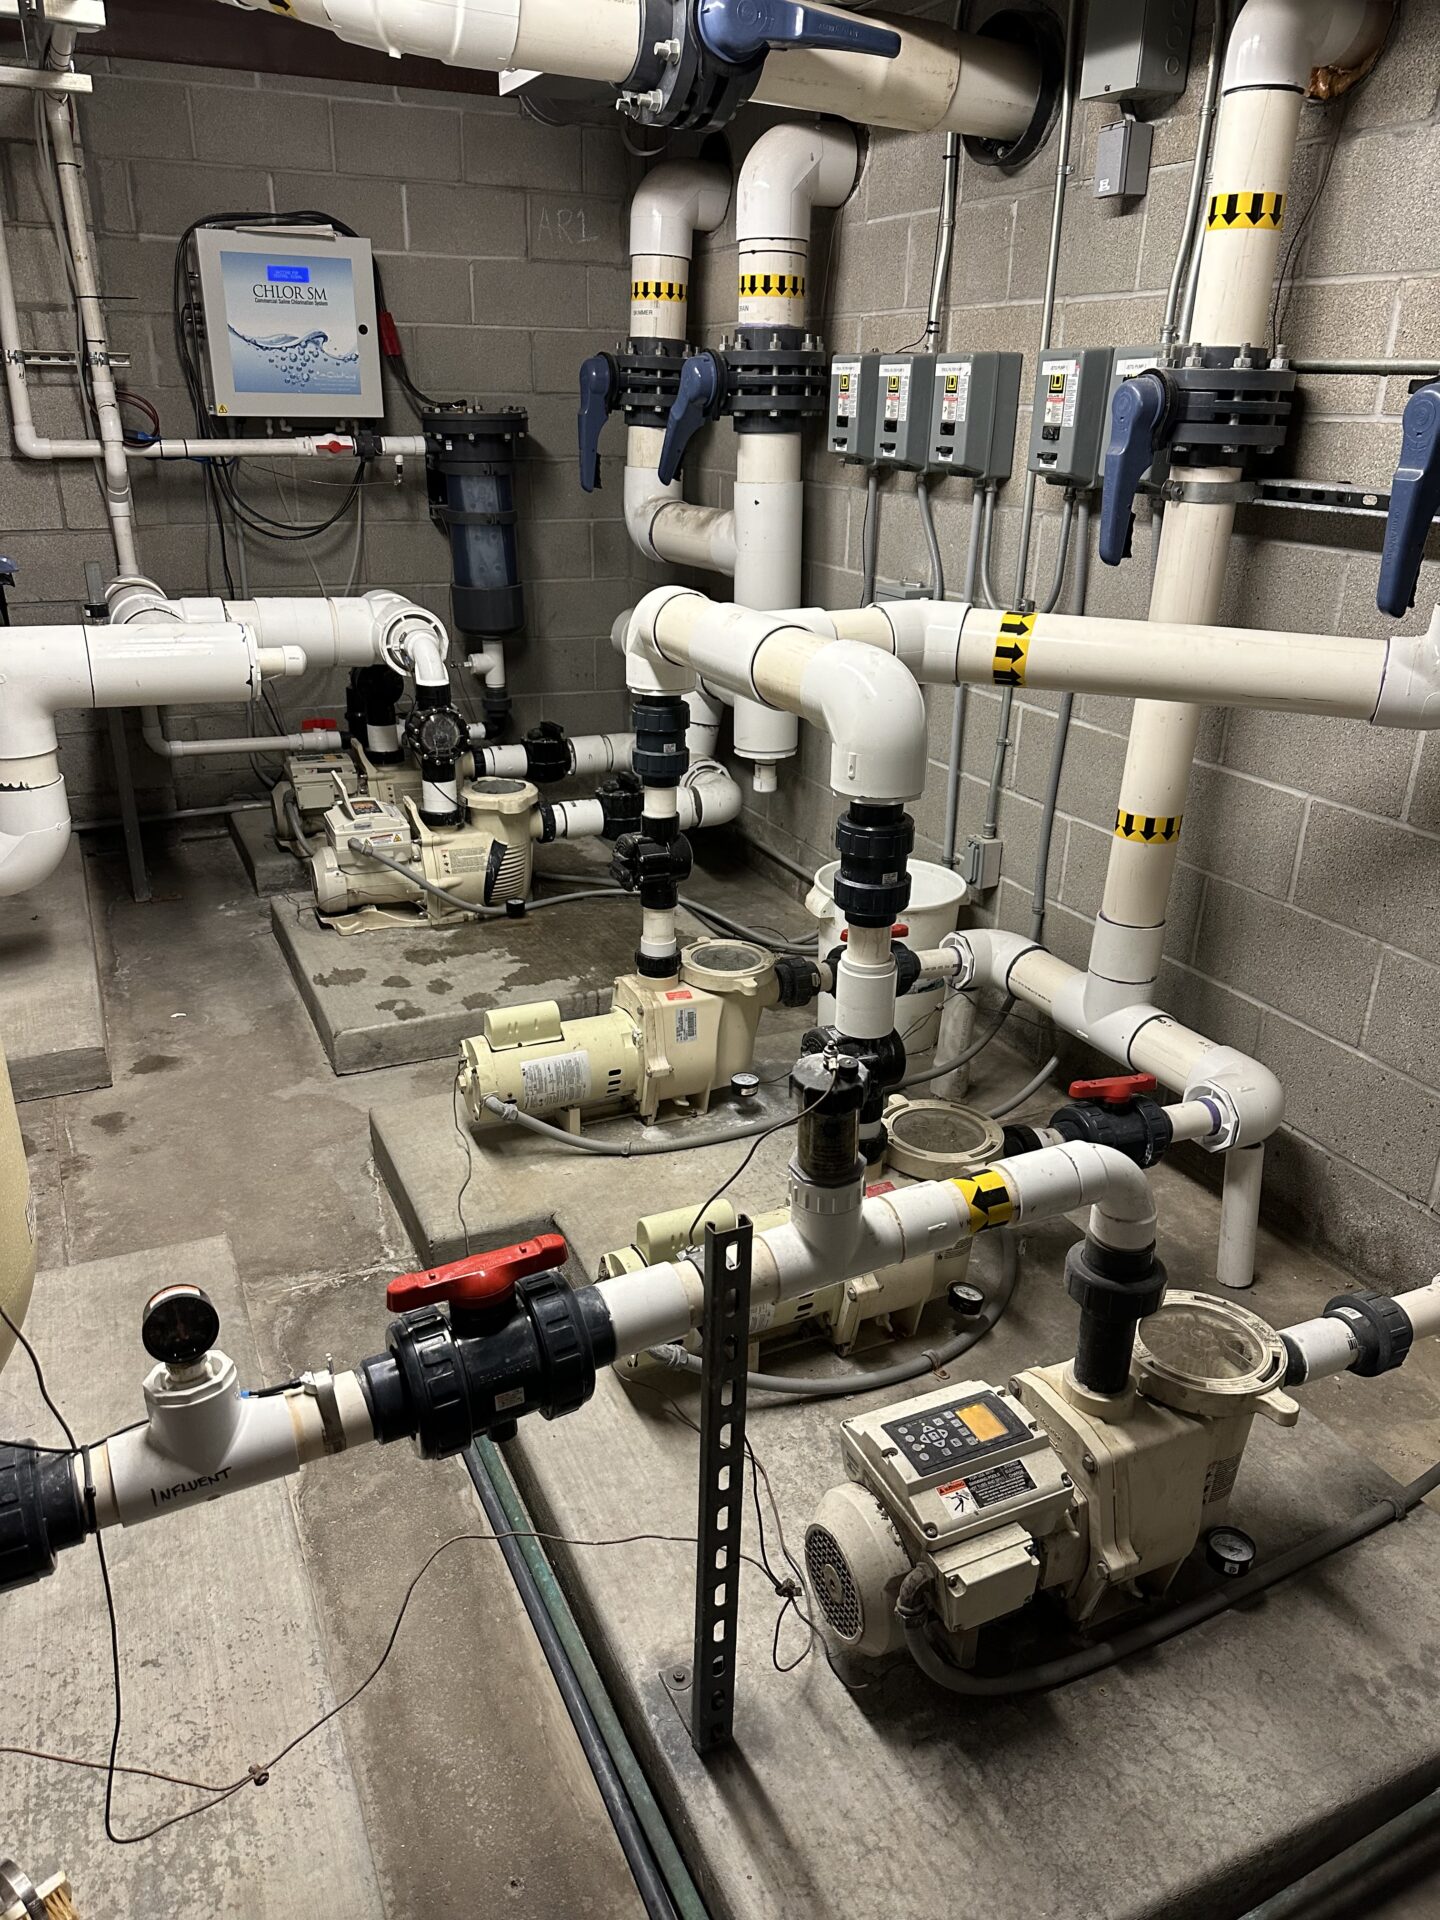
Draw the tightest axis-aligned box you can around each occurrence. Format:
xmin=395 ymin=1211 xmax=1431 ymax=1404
xmin=738 ymin=273 xmax=804 ymax=298
xmin=1206 ymin=192 xmax=1286 ymax=231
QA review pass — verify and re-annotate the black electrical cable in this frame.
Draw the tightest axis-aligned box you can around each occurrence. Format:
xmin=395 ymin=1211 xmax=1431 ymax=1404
xmin=685 ymin=1064 xmax=837 ymax=1245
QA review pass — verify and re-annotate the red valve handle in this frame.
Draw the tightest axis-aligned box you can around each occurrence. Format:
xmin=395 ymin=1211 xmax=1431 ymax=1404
xmin=301 ymin=716 xmax=337 ymax=733
xmin=385 ymin=1232 xmax=568 ymax=1313
xmin=1067 ymin=1072 xmax=1158 ymax=1108
xmin=838 ymin=922 xmax=910 ymax=942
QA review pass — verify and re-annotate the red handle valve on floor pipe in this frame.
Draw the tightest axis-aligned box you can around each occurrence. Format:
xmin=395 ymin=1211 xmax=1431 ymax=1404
xmin=386 ymin=1233 xmax=569 ymax=1314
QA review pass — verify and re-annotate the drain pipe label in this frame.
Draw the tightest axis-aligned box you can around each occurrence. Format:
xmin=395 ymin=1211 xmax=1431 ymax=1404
xmin=1207 ymin=192 xmax=1286 ymax=231
xmin=1115 ymin=810 xmax=1184 ymax=845
xmin=993 ymin=611 xmax=1035 ymax=686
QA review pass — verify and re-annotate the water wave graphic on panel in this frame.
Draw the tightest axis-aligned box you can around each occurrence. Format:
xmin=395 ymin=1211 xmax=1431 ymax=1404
xmin=228 ymin=326 xmax=362 ymax=396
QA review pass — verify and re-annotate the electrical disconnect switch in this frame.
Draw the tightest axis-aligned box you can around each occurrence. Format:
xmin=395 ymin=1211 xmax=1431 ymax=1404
xmin=828 ymin=354 xmax=881 ymax=464
xmin=1027 ymin=348 xmax=1115 ymax=488
xmin=872 ymin=355 xmax=937 ymax=470
xmin=963 ymin=834 xmax=1003 ymax=894
xmin=926 ymin=352 xmax=1023 ymax=482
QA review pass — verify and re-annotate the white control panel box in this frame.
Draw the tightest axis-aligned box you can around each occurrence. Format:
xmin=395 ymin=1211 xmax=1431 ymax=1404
xmin=190 ymin=226 xmax=384 ymax=419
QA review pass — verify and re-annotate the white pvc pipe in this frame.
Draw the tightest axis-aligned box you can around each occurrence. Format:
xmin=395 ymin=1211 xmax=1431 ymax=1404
xmin=597 ymin=1140 xmax=1152 ymax=1359
xmin=628 ymin=586 xmax=928 ymax=803
xmin=629 ymin=160 xmax=729 ymax=340
xmin=732 ymin=434 xmax=805 ymax=779
xmin=626 ymin=432 xmax=738 ymax=575
xmin=142 ymin=718 xmax=342 ymax=760
xmin=1281 ymin=1274 xmax=1440 ymax=1385
xmin=1217 ymin=1141 xmax=1264 ymax=1291
xmin=111 ymin=583 xmax=449 ymax=672
xmin=216 ymin=1 xmax=1040 ymax=143
xmin=0 ymin=621 xmax=304 ymax=895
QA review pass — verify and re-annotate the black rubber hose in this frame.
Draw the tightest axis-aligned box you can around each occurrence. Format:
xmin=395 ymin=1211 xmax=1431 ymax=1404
xmin=462 ymin=1447 xmax=681 ymax=1920
xmin=902 ymin=1457 xmax=1440 ymax=1697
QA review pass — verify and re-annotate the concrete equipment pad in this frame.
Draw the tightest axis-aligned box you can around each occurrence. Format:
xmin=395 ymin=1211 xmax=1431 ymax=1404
xmin=230 ymin=804 xmax=307 ymax=897
xmin=373 ymin=1077 xmax=1440 ymax=1920
xmin=275 ymin=833 xmax=812 ymax=1076
xmin=0 ymin=1236 xmax=384 ymax=1916
xmin=0 ymin=841 xmax=111 ymax=1101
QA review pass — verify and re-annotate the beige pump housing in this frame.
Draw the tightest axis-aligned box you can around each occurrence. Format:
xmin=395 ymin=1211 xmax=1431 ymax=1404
xmin=806 ymin=1290 xmax=1297 ymax=1664
xmin=312 ymin=776 xmax=539 ymax=927
xmin=461 ymin=937 xmax=782 ymax=1128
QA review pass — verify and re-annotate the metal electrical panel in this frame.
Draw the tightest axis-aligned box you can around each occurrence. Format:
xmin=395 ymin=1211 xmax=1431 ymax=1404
xmin=828 ymin=354 xmax=881 ymax=463
xmin=190 ymin=225 xmax=384 ymax=419
xmin=1095 ymin=119 xmax=1154 ymax=199
xmin=1027 ymin=349 xmax=1115 ymax=488
xmin=926 ymin=351 xmax=1024 ymax=482
xmin=1080 ymin=0 xmax=1195 ymax=101
xmin=872 ymin=354 xmax=936 ymax=470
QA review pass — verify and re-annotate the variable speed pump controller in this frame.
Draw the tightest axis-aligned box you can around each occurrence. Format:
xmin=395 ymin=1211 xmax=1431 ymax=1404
xmin=188 ymin=225 xmax=384 ymax=419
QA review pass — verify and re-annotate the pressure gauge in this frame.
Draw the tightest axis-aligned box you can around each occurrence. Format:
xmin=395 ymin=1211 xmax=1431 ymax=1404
xmin=142 ymin=1285 xmax=221 ymax=1366
xmin=1204 ymin=1525 xmax=1257 ymax=1580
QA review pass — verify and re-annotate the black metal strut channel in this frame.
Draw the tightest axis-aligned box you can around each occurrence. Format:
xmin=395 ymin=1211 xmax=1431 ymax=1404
xmin=689 ymin=1215 xmax=754 ymax=1755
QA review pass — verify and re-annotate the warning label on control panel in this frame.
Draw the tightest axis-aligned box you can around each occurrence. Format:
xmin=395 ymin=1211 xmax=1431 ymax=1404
xmin=674 ymin=1006 xmax=699 ymax=1044
xmin=520 ymin=1050 xmax=592 ymax=1113
xmin=833 ymin=359 xmax=861 ymax=419
xmin=938 ymin=1459 xmax=1035 ymax=1516
xmin=881 ymin=362 xmax=912 ymax=425
xmin=1042 ymin=357 xmax=1079 ymax=434
xmin=941 ymin=363 xmax=972 ymax=426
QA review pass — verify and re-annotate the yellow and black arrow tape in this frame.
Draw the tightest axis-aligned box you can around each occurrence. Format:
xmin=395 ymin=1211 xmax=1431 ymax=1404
xmin=953 ymin=1168 xmax=1015 ymax=1235
xmin=1115 ymin=809 xmax=1183 ymax=845
xmin=739 ymin=272 xmax=805 ymax=299
xmin=992 ymin=610 xmax=1035 ymax=687
xmin=1206 ymin=191 xmax=1285 ymax=232
xmin=632 ymin=280 xmax=687 ymax=303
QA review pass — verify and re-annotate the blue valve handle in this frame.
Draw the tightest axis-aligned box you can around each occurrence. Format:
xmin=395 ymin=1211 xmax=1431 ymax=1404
xmin=657 ymin=352 xmax=725 ymax=486
xmin=697 ymin=0 xmax=901 ymax=66
xmin=1099 ymin=370 xmax=1171 ymax=568
xmin=1378 ymin=381 xmax=1440 ymax=617
xmin=577 ymin=352 xmax=620 ymax=495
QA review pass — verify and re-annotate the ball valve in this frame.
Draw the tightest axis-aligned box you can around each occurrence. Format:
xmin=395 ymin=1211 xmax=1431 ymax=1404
xmin=616 ymin=0 xmax=901 ymax=133
xmin=1378 ymin=380 xmax=1440 ymax=616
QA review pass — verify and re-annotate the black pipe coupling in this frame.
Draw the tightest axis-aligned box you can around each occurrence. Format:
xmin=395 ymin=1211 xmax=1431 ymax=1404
xmin=609 ymin=828 xmax=693 ymax=902
xmin=800 ymin=1021 xmax=906 ymax=1129
xmin=773 ymin=951 xmax=824 ymax=1007
xmin=832 ymin=802 xmax=915 ymax=929
xmin=348 ymin=663 xmax=406 ymax=765
xmin=791 ymin=1051 xmax=868 ymax=1187
xmin=0 ymin=1443 xmax=88 ymax=1592
xmin=1066 ymin=1238 xmax=1168 ymax=1398
xmin=1322 ymin=1290 xmax=1414 ymax=1378
xmin=596 ymin=770 xmax=645 ymax=841
xmin=521 ymin=721 xmax=573 ymax=787
xmin=631 ymin=692 xmax=691 ymax=790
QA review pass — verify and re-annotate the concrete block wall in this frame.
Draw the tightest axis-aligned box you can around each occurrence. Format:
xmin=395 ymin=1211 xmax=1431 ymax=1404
xmin=676 ymin=0 xmax=1440 ymax=1285
xmin=0 ymin=55 xmax=644 ymax=819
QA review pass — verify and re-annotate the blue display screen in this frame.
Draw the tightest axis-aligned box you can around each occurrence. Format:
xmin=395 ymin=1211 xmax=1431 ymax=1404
xmin=267 ymin=264 xmax=311 ymax=284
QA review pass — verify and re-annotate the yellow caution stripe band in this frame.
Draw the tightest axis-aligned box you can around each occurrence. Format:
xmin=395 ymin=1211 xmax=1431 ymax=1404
xmin=739 ymin=273 xmax=805 ymax=299
xmin=993 ymin=610 xmax=1036 ymax=686
xmin=1115 ymin=809 xmax=1183 ymax=845
xmin=952 ymin=1168 xmax=1015 ymax=1235
xmin=1206 ymin=191 xmax=1285 ymax=232
xmin=632 ymin=280 xmax=687 ymax=302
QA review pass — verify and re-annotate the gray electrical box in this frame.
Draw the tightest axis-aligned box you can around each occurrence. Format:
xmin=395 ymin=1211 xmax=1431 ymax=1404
xmin=1027 ymin=348 xmax=1115 ymax=488
xmin=1080 ymin=0 xmax=1195 ymax=101
xmin=1095 ymin=119 xmax=1154 ymax=198
xmin=828 ymin=354 xmax=881 ymax=463
xmin=190 ymin=224 xmax=384 ymax=420
xmin=926 ymin=351 xmax=1023 ymax=482
xmin=872 ymin=354 xmax=936 ymax=470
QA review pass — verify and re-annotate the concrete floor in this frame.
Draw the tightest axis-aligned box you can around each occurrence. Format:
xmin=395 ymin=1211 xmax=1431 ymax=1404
xmin=4 ymin=830 xmax=1439 ymax=1917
